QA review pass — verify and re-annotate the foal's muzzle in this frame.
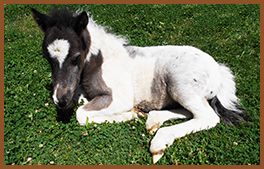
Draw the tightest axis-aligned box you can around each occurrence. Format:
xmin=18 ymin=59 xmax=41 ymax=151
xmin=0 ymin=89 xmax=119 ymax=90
xmin=57 ymin=94 xmax=71 ymax=108
xmin=53 ymin=84 xmax=74 ymax=109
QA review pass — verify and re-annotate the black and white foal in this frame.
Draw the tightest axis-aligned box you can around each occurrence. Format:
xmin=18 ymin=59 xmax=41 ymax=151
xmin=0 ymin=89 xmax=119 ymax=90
xmin=32 ymin=8 xmax=246 ymax=163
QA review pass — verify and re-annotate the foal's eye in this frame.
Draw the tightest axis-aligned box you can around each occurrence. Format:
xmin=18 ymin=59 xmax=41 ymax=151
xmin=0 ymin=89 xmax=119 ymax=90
xmin=71 ymin=55 xmax=80 ymax=65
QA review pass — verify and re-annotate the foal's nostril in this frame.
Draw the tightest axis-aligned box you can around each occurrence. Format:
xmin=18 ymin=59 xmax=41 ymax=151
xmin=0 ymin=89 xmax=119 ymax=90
xmin=58 ymin=96 xmax=69 ymax=108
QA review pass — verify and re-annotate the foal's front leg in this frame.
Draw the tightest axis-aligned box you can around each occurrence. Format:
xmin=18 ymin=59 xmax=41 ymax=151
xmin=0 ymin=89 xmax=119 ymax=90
xmin=76 ymin=95 xmax=137 ymax=125
xmin=76 ymin=94 xmax=113 ymax=125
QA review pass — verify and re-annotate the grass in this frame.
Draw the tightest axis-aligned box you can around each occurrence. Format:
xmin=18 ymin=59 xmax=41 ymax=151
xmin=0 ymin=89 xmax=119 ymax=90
xmin=4 ymin=4 xmax=260 ymax=165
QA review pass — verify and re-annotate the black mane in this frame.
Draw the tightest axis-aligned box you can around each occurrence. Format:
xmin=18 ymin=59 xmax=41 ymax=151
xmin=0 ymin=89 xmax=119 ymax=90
xmin=48 ymin=8 xmax=76 ymax=29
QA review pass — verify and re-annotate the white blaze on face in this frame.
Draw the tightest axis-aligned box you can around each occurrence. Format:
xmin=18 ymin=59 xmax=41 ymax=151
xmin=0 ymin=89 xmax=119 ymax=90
xmin=47 ymin=39 xmax=70 ymax=68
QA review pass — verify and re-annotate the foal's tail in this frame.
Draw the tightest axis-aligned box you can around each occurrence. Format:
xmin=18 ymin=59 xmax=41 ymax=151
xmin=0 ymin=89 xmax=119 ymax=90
xmin=209 ymin=64 xmax=247 ymax=125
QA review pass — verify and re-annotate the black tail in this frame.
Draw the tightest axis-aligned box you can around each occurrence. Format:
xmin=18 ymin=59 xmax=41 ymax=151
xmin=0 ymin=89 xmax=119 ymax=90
xmin=209 ymin=96 xmax=248 ymax=125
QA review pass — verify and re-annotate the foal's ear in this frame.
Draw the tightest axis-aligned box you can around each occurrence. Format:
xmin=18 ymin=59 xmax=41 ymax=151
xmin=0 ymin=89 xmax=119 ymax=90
xmin=31 ymin=8 xmax=53 ymax=32
xmin=74 ymin=11 xmax=89 ymax=35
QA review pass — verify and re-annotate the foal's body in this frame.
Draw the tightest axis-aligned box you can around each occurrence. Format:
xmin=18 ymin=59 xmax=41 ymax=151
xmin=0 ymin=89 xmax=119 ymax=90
xmin=76 ymin=19 xmax=239 ymax=162
xmin=32 ymin=9 xmax=245 ymax=164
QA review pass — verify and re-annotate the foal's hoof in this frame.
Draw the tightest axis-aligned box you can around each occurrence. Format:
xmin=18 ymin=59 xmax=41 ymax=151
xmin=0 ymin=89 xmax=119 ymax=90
xmin=131 ymin=107 xmax=147 ymax=118
xmin=149 ymin=127 xmax=175 ymax=164
xmin=152 ymin=150 xmax=164 ymax=164
xmin=146 ymin=111 xmax=161 ymax=134
xmin=147 ymin=123 xmax=160 ymax=135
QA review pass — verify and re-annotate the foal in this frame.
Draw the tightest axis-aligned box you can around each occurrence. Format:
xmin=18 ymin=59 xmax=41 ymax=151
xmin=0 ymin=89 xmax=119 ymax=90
xmin=32 ymin=8 xmax=246 ymax=164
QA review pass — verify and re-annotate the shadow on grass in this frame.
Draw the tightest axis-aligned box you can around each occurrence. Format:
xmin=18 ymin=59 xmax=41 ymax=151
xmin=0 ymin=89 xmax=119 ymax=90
xmin=56 ymin=107 xmax=74 ymax=123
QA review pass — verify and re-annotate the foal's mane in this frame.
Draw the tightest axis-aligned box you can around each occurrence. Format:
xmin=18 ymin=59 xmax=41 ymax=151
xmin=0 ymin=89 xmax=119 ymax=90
xmin=48 ymin=8 xmax=128 ymax=45
xmin=47 ymin=8 xmax=77 ymax=28
xmin=44 ymin=8 xmax=129 ymax=60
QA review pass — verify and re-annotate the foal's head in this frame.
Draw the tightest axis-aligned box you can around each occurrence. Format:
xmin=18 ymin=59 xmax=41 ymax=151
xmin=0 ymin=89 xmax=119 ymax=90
xmin=32 ymin=8 xmax=90 ymax=109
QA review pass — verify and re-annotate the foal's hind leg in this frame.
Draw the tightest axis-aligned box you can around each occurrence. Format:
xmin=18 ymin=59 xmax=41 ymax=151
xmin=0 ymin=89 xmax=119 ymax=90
xmin=146 ymin=109 xmax=192 ymax=134
xmin=150 ymin=95 xmax=220 ymax=163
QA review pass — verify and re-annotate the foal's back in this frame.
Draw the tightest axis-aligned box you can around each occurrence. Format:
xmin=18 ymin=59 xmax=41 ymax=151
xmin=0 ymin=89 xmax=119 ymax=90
xmin=129 ymin=45 xmax=222 ymax=107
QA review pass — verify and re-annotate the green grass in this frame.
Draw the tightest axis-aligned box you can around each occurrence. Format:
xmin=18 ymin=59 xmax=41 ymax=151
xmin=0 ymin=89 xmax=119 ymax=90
xmin=4 ymin=4 xmax=260 ymax=165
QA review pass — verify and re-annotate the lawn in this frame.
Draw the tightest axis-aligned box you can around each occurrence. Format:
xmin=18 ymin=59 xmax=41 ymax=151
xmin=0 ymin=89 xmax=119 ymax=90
xmin=4 ymin=4 xmax=260 ymax=165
